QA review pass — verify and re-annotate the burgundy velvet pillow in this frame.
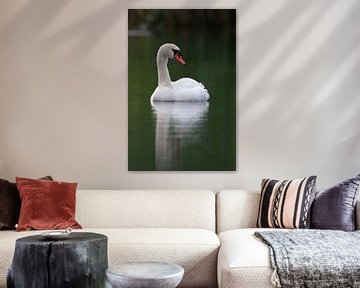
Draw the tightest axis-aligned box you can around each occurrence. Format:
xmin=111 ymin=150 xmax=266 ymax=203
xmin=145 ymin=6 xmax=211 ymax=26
xmin=16 ymin=177 xmax=82 ymax=231
xmin=311 ymin=174 xmax=360 ymax=231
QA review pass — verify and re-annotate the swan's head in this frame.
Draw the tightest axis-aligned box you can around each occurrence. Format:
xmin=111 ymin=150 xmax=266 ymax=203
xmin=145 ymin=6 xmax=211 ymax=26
xmin=158 ymin=43 xmax=186 ymax=65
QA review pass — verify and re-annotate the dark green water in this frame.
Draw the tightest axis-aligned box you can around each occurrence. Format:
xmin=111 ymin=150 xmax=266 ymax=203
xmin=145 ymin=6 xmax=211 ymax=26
xmin=128 ymin=35 xmax=236 ymax=171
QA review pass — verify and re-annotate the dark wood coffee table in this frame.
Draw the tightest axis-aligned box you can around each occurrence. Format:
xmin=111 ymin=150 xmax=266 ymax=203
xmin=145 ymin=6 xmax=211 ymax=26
xmin=7 ymin=232 xmax=108 ymax=288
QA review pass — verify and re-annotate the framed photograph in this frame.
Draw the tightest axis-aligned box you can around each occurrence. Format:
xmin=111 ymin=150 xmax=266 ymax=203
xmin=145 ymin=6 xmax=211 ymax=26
xmin=128 ymin=9 xmax=236 ymax=171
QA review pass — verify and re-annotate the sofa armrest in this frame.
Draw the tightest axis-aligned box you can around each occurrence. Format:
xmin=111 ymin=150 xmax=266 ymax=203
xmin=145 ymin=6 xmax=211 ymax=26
xmin=356 ymin=200 xmax=360 ymax=230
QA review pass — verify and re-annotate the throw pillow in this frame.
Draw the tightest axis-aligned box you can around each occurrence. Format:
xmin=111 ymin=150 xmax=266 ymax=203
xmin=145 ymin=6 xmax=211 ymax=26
xmin=257 ymin=176 xmax=317 ymax=229
xmin=0 ymin=176 xmax=53 ymax=230
xmin=311 ymin=174 xmax=360 ymax=231
xmin=16 ymin=177 xmax=82 ymax=231
xmin=0 ymin=179 xmax=20 ymax=230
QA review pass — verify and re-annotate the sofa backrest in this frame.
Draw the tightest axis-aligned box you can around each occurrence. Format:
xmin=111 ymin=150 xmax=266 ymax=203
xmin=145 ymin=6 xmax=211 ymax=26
xmin=76 ymin=190 xmax=216 ymax=231
xmin=216 ymin=190 xmax=260 ymax=233
xmin=217 ymin=190 xmax=360 ymax=233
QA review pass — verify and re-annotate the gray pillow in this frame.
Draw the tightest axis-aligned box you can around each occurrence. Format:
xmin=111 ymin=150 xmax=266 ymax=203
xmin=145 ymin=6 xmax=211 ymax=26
xmin=311 ymin=174 xmax=360 ymax=231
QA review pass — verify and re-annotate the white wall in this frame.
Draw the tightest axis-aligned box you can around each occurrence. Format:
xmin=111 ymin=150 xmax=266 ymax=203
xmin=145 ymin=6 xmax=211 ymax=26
xmin=0 ymin=0 xmax=359 ymax=191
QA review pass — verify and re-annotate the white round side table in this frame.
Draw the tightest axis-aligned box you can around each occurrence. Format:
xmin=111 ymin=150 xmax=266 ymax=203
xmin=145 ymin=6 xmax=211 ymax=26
xmin=106 ymin=262 xmax=184 ymax=288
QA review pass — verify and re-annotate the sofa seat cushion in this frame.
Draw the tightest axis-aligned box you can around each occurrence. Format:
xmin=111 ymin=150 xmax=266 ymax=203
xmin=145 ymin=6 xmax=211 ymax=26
xmin=99 ymin=228 xmax=220 ymax=288
xmin=218 ymin=228 xmax=281 ymax=288
xmin=0 ymin=228 xmax=219 ymax=288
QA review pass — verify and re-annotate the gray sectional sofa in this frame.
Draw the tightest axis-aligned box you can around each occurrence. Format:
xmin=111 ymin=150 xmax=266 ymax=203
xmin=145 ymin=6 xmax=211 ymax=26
xmin=0 ymin=189 xmax=359 ymax=288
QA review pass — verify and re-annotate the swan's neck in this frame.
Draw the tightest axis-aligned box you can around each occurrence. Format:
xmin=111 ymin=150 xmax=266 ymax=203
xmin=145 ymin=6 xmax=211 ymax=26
xmin=157 ymin=53 xmax=172 ymax=87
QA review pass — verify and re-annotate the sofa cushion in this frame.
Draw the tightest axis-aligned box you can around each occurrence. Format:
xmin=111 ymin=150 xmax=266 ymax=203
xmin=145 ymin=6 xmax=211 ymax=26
xmin=16 ymin=177 xmax=82 ymax=231
xmin=257 ymin=176 xmax=316 ymax=229
xmin=311 ymin=174 xmax=360 ymax=231
xmin=76 ymin=190 xmax=216 ymax=231
xmin=216 ymin=190 xmax=260 ymax=233
xmin=103 ymin=228 xmax=219 ymax=288
xmin=0 ymin=228 xmax=220 ymax=288
xmin=218 ymin=228 xmax=276 ymax=288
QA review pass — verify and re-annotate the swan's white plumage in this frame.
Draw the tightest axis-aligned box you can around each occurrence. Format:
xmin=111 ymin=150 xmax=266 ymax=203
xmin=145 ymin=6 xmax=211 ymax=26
xmin=151 ymin=78 xmax=209 ymax=102
xmin=150 ymin=44 xmax=210 ymax=102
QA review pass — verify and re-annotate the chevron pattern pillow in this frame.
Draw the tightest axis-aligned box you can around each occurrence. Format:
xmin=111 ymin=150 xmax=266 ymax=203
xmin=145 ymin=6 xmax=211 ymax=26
xmin=257 ymin=176 xmax=317 ymax=229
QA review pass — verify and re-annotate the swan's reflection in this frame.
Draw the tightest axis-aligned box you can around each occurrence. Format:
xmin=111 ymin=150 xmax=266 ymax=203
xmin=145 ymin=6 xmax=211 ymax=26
xmin=151 ymin=101 xmax=209 ymax=170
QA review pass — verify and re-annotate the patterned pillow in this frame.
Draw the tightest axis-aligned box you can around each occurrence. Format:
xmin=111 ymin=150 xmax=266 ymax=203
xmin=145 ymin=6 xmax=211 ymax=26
xmin=257 ymin=176 xmax=317 ymax=229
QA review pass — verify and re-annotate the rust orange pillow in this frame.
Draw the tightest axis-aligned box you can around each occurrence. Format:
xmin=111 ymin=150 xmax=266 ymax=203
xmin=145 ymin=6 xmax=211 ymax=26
xmin=16 ymin=177 xmax=82 ymax=231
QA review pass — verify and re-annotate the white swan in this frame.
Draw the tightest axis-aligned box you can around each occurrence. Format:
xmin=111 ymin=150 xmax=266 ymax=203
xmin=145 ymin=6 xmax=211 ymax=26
xmin=150 ymin=43 xmax=210 ymax=102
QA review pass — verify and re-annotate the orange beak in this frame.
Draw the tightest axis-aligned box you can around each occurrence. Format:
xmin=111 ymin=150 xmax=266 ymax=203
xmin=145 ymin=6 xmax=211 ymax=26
xmin=175 ymin=53 xmax=186 ymax=65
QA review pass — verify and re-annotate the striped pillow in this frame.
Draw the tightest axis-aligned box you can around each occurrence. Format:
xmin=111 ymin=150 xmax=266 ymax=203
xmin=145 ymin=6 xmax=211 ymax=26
xmin=257 ymin=176 xmax=316 ymax=229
